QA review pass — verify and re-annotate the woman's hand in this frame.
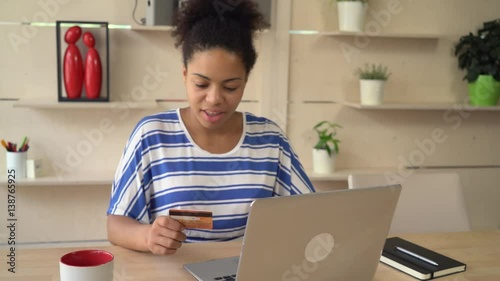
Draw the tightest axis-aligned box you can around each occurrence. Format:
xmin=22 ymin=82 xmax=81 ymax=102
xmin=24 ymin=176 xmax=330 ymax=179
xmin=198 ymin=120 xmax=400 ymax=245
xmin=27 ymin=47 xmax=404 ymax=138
xmin=146 ymin=216 xmax=187 ymax=255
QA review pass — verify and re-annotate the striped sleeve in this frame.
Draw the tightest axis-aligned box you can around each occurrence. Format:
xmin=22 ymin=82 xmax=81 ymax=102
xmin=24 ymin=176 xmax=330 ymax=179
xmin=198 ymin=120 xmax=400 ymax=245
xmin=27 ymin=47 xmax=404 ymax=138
xmin=107 ymin=116 xmax=151 ymax=223
xmin=246 ymin=116 xmax=315 ymax=196
xmin=275 ymin=133 xmax=316 ymax=196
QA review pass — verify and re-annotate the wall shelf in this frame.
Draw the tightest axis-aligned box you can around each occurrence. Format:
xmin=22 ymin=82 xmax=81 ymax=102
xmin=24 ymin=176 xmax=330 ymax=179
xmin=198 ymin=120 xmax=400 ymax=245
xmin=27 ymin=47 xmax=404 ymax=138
xmin=289 ymin=30 xmax=440 ymax=39
xmin=0 ymin=168 xmax=396 ymax=186
xmin=13 ymin=99 xmax=158 ymax=109
xmin=343 ymin=101 xmax=500 ymax=111
xmin=322 ymin=31 xmax=440 ymax=39
xmin=131 ymin=25 xmax=269 ymax=33
xmin=10 ymin=97 xmax=259 ymax=112
xmin=307 ymin=167 xmax=397 ymax=181
xmin=130 ymin=25 xmax=174 ymax=31
xmin=0 ymin=171 xmax=114 ymax=187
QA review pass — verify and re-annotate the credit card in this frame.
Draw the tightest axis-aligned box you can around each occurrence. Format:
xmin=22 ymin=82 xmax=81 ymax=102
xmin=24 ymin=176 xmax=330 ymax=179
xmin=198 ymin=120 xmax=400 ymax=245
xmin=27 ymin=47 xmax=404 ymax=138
xmin=169 ymin=209 xmax=213 ymax=229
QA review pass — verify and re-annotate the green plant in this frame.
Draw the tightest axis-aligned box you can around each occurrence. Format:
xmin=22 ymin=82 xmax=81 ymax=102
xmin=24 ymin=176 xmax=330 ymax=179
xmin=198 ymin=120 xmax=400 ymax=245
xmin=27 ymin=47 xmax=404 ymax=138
xmin=454 ymin=19 xmax=500 ymax=83
xmin=313 ymin=121 xmax=342 ymax=156
xmin=354 ymin=63 xmax=391 ymax=80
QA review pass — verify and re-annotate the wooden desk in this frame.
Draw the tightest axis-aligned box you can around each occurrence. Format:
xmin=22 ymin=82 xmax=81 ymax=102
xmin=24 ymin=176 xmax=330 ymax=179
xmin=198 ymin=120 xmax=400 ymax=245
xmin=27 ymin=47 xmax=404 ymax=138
xmin=1 ymin=231 xmax=499 ymax=281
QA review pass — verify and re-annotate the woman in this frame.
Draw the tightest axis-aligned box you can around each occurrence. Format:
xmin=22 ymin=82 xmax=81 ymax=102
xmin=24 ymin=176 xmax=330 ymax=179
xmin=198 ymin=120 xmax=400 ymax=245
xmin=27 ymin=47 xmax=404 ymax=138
xmin=107 ymin=0 xmax=314 ymax=255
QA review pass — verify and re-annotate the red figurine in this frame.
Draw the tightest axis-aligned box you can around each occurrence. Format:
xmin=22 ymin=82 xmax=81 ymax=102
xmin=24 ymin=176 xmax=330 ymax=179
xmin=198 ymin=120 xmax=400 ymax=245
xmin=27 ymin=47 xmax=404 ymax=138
xmin=83 ymin=32 xmax=102 ymax=99
xmin=63 ymin=26 xmax=84 ymax=99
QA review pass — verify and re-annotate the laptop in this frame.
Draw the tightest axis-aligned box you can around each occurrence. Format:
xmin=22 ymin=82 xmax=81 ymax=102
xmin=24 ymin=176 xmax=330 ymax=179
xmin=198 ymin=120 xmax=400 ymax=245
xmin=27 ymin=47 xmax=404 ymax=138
xmin=184 ymin=184 xmax=402 ymax=281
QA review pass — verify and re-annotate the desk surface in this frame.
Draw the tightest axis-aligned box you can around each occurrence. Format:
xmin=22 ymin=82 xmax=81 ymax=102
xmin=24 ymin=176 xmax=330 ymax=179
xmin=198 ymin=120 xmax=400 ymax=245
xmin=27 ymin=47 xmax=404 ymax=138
xmin=1 ymin=231 xmax=499 ymax=281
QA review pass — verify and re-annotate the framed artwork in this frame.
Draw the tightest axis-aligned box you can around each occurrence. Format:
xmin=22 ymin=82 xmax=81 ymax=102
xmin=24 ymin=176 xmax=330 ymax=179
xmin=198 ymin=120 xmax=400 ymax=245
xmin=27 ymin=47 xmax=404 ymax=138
xmin=56 ymin=21 xmax=109 ymax=102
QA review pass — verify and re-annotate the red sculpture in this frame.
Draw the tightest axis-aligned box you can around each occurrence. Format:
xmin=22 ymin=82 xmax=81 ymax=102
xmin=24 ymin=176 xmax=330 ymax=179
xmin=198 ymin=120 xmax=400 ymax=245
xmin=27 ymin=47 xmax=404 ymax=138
xmin=63 ymin=26 xmax=84 ymax=99
xmin=83 ymin=32 xmax=102 ymax=99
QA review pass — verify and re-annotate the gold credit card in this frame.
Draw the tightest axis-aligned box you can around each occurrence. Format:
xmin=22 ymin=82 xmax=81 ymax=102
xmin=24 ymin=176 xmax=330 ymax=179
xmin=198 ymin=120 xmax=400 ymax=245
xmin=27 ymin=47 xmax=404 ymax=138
xmin=169 ymin=209 xmax=213 ymax=229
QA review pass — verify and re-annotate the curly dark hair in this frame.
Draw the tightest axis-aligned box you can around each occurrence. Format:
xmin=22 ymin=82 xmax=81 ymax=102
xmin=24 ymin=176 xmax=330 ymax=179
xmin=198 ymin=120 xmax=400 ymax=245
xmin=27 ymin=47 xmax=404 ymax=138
xmin=172 ymin=0 xmax=268 ymax=76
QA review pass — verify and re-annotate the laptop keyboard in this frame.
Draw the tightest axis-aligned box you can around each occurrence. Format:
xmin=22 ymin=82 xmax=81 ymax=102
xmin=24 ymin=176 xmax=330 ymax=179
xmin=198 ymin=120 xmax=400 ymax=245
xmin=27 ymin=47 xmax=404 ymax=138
xmin=214 ymin=274 xmax=237 ymax=280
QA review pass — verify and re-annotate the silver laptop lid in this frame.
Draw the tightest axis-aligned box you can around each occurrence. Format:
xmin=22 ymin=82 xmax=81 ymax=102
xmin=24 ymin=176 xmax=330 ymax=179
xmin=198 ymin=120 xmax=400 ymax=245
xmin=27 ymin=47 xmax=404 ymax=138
xmin=236 ymin=184 xmax=401 ymax=281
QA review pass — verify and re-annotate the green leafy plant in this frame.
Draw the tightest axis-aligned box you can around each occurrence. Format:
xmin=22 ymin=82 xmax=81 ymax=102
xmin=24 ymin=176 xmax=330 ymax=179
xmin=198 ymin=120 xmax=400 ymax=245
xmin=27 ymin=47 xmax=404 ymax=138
xmin=313 ymin=121 xmax=342 ymax=156
xmin=454 ymin=19 xmax=500 ymax=83
xmin=354 ymin=63 xmax=391 ymax=80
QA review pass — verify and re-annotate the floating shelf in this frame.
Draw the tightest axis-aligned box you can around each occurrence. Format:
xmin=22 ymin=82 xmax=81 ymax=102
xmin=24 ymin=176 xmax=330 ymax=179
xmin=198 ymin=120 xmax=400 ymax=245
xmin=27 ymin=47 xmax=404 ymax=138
xmin=12 ymin=99 xmax=261 ymax=110
xmin=13 ymin=99 xmax=158 ymax=109
xmin=130 ymin=25 xmax=174 ymax=31
xmin=307 ymin=167 xmax=397 ymax=181
xmin=131 ymin=25 xmax=269 ymax=33
xmin=321 ymin=31 xmax=440 ymax=39
xmin=0 ymin=168 xmax=397 ymax=186
xmin=343 ymin=101 xmax=500 ymax=111
xmin=289 ymin=30 xmax=440 ymax=39
xmin=0 ymin=171 xmax=114 ymax=187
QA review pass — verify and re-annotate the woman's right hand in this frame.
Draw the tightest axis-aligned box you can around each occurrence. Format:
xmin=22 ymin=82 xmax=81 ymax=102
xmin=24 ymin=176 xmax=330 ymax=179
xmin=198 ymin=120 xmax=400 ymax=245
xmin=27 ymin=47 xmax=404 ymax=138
xmin=146 ymin=216 xmax=187 ymax=255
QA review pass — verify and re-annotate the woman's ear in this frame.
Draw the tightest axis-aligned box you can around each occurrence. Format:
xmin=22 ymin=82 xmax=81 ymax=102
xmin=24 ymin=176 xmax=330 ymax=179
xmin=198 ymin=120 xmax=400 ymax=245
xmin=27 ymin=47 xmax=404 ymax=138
xmin=182 ymin=67 xmax=187 ymax=83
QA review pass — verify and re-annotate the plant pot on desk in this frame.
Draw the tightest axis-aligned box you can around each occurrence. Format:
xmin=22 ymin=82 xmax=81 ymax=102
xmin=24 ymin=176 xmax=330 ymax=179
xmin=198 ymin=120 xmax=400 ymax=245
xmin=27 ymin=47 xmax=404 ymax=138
xmin=312 ymin=149 xmax=336 ymax=174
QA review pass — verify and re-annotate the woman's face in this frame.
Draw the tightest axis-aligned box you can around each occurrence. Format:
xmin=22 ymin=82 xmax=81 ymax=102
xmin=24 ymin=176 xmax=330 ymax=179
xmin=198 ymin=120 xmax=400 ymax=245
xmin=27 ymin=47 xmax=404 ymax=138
xmin=183 ymin=48 xmax=247 ymax=131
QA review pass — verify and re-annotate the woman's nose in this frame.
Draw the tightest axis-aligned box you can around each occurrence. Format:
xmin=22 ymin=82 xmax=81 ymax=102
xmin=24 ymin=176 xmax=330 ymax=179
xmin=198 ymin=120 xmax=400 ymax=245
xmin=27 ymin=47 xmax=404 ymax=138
xmin=205 ymin=87 xmax=223 ymax=105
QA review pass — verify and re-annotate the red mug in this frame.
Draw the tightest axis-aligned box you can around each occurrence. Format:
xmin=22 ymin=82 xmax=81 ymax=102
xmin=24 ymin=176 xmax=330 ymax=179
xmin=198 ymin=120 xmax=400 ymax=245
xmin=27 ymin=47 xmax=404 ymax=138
xmin=60 ymin=250 xmax=114 ymax=281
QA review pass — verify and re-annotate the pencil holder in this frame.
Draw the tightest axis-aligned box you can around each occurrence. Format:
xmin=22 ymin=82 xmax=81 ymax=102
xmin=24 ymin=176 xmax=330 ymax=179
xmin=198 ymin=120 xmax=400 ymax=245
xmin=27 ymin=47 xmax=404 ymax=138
xmin=6 ymin=151 xmax=27 ymax=179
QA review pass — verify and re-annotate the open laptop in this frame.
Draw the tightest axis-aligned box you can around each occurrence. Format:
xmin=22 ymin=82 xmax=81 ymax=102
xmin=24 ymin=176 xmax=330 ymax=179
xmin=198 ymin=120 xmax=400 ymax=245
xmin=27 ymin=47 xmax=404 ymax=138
xmin=184 ymin=184 xmax=401 ymax=281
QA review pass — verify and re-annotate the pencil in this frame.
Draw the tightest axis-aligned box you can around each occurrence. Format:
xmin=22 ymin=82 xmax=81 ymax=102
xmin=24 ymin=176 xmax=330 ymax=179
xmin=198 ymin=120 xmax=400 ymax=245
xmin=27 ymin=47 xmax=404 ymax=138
xmin=7 ymin=142 xmax=13 ymax=152
xmin=20 ymin=137 xmax=29 ymax=152
xmin=19 ymin=136 xmax=27 ymax=151
xmin=1 ymin=140 xmax=8 ymax=151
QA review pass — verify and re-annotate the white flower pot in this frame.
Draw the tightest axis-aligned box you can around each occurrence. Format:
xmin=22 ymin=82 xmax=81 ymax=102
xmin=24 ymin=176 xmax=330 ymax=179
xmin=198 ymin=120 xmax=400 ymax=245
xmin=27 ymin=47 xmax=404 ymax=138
xmin=312 ymin=148 xmax=336 ymax=174
xmin=360 ymin=79 xmax=385 ymax=105
xmin=337 ymin=2 xmax=368 ymax=32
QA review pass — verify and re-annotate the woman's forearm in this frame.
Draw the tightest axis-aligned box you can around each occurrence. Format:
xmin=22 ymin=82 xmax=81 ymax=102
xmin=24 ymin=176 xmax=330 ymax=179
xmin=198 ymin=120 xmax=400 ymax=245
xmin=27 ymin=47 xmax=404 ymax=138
xmin=107 ymin=214 xmax=150 ymax=252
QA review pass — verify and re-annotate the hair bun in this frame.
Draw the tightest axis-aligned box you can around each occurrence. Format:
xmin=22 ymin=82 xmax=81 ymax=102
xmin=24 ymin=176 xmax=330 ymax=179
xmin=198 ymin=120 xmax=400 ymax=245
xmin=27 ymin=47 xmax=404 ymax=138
xmin=173 ymin=0 xmax=267 ymax=48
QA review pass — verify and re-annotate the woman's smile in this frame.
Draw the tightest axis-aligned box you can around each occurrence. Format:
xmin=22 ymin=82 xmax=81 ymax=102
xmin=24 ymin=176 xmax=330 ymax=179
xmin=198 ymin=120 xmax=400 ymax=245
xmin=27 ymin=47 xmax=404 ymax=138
xmin=202 ymin=109 xmax=225 ymax=123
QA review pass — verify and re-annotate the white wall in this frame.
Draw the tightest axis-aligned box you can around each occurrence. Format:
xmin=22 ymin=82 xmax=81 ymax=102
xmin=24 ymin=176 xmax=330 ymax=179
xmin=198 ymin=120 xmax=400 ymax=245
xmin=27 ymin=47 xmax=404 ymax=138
xmin=288 ymin=0 xmax=500 ymax=230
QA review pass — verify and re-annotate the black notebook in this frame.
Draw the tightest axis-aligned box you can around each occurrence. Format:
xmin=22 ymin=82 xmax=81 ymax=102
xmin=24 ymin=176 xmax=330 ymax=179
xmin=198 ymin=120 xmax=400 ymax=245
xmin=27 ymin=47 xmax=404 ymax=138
xmin=380 ymin=237 xmax=466 ymax=280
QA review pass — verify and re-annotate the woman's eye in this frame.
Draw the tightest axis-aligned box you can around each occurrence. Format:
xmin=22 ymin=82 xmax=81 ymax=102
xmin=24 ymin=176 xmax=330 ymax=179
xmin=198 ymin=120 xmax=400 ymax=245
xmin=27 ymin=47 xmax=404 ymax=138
xmin=224 ymin=87 xmax=237 ymax=92
xmin=195 ymin=84 xmax=208 ymax=89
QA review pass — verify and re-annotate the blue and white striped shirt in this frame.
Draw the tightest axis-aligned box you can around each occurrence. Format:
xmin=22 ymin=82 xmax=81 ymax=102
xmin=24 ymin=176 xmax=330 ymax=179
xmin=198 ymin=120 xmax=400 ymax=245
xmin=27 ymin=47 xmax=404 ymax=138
xmin=107 ymin=109 xmax=315 ymax=242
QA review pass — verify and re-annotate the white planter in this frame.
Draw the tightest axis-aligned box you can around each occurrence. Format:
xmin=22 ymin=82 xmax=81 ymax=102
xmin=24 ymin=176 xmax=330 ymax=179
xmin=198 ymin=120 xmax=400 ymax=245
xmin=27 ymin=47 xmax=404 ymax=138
xmin=312 ymin=148 xmax=336 ymax=174
xmin=337 ymin=2 xmax=368 ymax=32
xmin=360 ymin=79 xmax=385 ymax=105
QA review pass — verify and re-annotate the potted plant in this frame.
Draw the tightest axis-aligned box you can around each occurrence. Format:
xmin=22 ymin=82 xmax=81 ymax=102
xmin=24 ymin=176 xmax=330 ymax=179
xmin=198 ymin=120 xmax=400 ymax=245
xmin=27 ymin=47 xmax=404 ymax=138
xmin=354 ymin=63 xmax=391 ymax=105
xmin=312 ymin=121 xmax=342 ymax=174
xmin=455 ymin=19 xmax=500 ymax=106
xmin=335 ymin=0 xmax=368 ymax=32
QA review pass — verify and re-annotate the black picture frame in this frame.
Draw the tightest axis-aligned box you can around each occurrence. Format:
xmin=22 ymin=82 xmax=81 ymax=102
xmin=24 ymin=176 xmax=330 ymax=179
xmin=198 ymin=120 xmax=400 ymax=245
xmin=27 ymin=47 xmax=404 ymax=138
xmin=56 ymin=21 xmax=110 ymax=102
